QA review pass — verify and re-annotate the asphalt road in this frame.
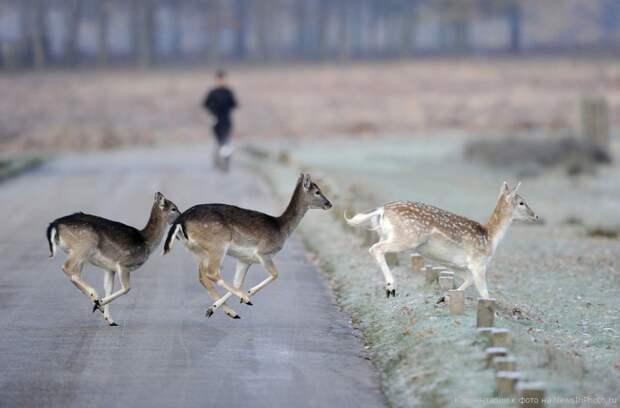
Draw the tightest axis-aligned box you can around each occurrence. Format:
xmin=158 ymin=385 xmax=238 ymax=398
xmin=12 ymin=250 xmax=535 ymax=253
xmin=0 ymin=145 xmax=385 ymax=408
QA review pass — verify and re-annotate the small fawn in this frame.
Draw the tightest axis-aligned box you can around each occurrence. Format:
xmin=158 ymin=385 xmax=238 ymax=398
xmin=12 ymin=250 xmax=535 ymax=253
xmin=163 ymin=173 xmax=332 ymax=319
xmin=346 ymin=182 xmax=538 ymax=298
xmin=47 ymin=193 xmax=180 ymax=326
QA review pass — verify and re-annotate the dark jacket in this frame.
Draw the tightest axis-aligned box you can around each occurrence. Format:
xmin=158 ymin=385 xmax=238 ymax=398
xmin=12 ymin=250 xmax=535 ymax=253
xmin=203 ymin=86 xmax=237 ymax=124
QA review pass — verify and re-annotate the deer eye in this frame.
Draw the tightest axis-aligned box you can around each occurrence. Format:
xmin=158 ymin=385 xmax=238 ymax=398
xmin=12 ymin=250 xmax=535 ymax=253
xmin=519 ymin=201 xmax=524 ymax=206
xmin=314 ymin=191 xmax=320 ymax=196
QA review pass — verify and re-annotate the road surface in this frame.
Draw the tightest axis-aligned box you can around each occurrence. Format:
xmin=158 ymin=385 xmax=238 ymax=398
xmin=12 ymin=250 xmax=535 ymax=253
xmin=0 ymin=145 xmax=385 ymax=408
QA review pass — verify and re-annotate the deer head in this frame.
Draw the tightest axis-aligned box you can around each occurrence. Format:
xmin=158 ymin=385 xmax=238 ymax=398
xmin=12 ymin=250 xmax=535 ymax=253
xmin=298 ymin=173 xmax=332 ymax=210
xmin=154 ymin=192 xmax=181 ymax=223
xmin=498 ymin=182 xmax=538 ymax=223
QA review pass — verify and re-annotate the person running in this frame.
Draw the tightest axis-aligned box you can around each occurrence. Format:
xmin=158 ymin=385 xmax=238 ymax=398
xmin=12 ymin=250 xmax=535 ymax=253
xmin=203 ymin=69 xmax=238 ymax=171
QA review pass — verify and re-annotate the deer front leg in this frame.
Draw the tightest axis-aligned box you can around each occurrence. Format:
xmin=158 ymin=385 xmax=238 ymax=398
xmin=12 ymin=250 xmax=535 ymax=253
xmin=247 ymin=255 xmax=278 ymax=297
xmin=102 ymin=269 xmax=118 ymax=326
xmin=369 ymin=242 xmax=396 ymax=298
xmin=96 ymin=265 xmax=130 ymax=311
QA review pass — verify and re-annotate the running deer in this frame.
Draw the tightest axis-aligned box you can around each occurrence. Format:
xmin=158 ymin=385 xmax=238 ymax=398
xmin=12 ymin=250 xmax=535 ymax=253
xmin=345 ymin=182 xmax=538 ymax=298
xmin=46 ymin=192 xmax=180 ymax=326
xmin=163 ymin=173 xmax=332 ymax=319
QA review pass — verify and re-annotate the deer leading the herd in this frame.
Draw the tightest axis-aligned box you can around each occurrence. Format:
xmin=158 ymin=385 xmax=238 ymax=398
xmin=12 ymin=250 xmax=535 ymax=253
xmin=47 ymin=175 xmax=537 ymax=326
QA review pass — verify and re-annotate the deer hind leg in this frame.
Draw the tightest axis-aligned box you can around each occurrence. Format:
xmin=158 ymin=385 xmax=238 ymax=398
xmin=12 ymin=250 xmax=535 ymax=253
xmin=102 ymin=269 xmax=118 ymax=326
xmin=200 ymin=262 xmax=240 ymax=319
xmin=63 ymin=252 xmax=100 ymax=306
xmin=369 ymin=240 xmax=402 ymax=298
xmin=456 ymin=274 xmax=473 ymax=291
xmin=208 ymin=261 xmax=252 ymax=318
xmin=247 ymin=255 xmax=278 ymax=297
xmin=203 ymin=246 xmax=252 ymax=306
xmin=471 ymin=265 xmax=489 ymax=298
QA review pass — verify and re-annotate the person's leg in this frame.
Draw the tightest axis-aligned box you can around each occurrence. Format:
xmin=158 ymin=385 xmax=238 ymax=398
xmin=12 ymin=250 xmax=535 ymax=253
xmin=213 ymin=122 xmax=225 ymax=169
xmin=217 ymin=122 xmax=232 ymax=171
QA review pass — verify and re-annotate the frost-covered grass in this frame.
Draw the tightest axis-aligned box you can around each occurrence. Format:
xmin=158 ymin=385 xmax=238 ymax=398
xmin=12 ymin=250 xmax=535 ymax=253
xmin=244 ymin=135 xmax=620 ymax=407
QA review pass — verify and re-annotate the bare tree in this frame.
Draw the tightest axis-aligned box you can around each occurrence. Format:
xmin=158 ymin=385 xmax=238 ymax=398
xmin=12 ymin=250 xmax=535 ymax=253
xmin=254 ymin=0 xmax=270 ymax=60
xmin=434 ymin=0 xmax=477 ymax=52
xmin=233 ymin=0 xmax=248 ymax=59
xmin=170 ymin=0 xmax=183 ymax=58
xmin=400 ymin=0 xmax=418 ymax=57
xmin=25 ymin=0 xmax=48 ymax=68
xmin=338 ymin=0 xmax=351 ymax=60
xmin=63 ymin=0 xmax=82 ymax=65
xmin=136 ymin=0 xmax=156 ymax=66
xmin=317 ymin=0 xmax=330 ymax=59
xmin=507 ymin=1 xmax=522 ymax=52
xmin=206 ymin=0 xmax=221 ymax=63
xmin=97 ymin=0 xmax=111 ymax=65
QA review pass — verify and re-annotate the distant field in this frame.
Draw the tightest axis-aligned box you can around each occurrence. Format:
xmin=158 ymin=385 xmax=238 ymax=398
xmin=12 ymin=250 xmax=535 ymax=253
xmin=1 ymin=58 xmax=620 ymax=152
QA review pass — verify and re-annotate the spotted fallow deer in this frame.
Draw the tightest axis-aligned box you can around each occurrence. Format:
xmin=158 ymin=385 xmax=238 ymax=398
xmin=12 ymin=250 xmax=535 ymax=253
xmin=345 ymin=182 xmax=538 ymax=298
xmin=46 ymin=193 xmax=180 ymax=326
xmin=163 ymin=173 xmax=332 ymax=319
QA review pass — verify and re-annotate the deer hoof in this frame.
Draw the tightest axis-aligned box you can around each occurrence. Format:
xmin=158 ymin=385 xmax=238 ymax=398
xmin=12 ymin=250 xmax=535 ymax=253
xmin=245 ymin=300 xmax=253 ymax=306
xmin=233 ymin=315 xmax=241 ymax=319
xmin=436 ymin=296 xmax=446 ymax=304
xmin=391 ymin=289 xmax=396 ymax=297
xmin=206 ymin=308 xmax=214 ymax=318
xmin=109 ymin=322 xmax=119 ymax=327
xmin=92 ymin=300 xmax=102 ymax=313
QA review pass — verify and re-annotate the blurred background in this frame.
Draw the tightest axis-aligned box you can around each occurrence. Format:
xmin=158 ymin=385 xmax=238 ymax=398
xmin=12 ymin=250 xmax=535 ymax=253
xmin=0 ymin=0 xmax=619 ymax=153
xmin=1 ymin=2 xmax=620 ymax=404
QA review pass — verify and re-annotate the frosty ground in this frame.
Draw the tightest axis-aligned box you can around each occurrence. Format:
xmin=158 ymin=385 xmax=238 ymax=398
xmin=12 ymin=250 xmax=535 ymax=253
xmin=246 ymin=134 xmax=620 ymax=407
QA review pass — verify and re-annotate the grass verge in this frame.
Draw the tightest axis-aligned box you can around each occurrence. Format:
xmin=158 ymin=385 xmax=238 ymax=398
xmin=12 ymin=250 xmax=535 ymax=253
xmin=0 ymin=156 xmax=42 ymax=183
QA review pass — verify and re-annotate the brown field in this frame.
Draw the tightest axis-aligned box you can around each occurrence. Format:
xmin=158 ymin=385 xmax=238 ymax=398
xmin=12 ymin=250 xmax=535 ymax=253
xmin=1 ymin=58 xmax=620 ymax=152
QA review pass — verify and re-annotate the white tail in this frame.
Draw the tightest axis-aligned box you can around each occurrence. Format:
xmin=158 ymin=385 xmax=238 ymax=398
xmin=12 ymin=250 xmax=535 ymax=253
xmin=344 ymin=207 xmax=383 ymax=230
xmin=47 ymin=226 xmax=58 ymax=258
xmin=162 ymin=223 xmax=185 ymax=255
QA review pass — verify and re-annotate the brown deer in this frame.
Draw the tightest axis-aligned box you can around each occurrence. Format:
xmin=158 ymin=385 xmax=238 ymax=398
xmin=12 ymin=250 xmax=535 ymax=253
xmin=346 ymin=182 xmax=538 ymax=298
xmin=46 ymin=192 xmax=180 ymax=326
xmin=163 ymin=173 xmax=332 ymax=319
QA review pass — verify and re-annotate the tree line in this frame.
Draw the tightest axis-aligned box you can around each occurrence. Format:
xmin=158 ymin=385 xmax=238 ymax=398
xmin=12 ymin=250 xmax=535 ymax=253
xmin=0 ymin=0 xmax=618 ymax=70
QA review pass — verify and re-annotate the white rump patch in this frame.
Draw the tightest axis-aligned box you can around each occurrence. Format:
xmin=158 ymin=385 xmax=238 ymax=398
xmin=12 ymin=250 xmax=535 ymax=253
xmin=49 ymin=227 xmax=58 ymax=257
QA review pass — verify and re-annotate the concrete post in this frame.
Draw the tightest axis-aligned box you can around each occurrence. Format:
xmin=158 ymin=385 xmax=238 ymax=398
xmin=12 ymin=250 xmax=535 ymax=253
xmin=491 ymin=328 xmax=512 ymax=348
xmin=516 ymin=382 xmax=546 ymax=407
xmin=424 ymin=267 xmax=439 ymax=285
xmin=447 ymin=289 xmax=464 ymax=315
xmin=438 ymin=275 xmax=454 ymax=290
xmin=477 ymin=327 xmax=493 ymax=342
xmin=485 ymin=347 xmax=508 ymax=367
xmin=581 ymin=96 xmax=609 ymax=153
xmin=476 ymin=298 xmax=496 ymax=328
xmin=411 ymin=254 xmax=424 ymax=272
xmin=493 ymin=356 xmax=517 ymax=372
xmin=496 ymin=371 xmax=522 ymax=396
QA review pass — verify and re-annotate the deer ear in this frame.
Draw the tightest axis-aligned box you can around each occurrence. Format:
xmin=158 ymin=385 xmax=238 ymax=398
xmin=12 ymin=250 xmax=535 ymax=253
xmin=500 ymin=181 xmax=510 ymax=196
xmin=302 ymin=174 xmax=311 ymax=191
xmin=155 ymin=192 xmax=165 ymax=208
xmin=512 ymin=181 xmax=522 ymax=195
